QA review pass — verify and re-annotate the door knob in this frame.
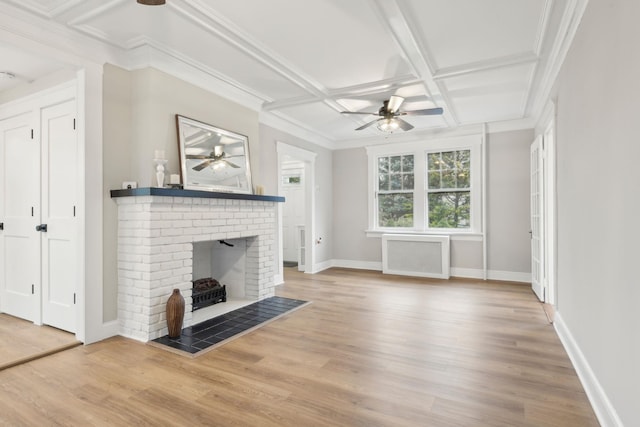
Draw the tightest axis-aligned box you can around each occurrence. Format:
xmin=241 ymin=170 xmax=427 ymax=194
xmin=36 ymin=224 xmax=48 ymax=232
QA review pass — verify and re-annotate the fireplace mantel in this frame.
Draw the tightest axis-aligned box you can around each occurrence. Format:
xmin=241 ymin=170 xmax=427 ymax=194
xmin=111 ymin=187 xmax=285 ymax=203
xmin=111 ymin=188 xmax=282 ymax=342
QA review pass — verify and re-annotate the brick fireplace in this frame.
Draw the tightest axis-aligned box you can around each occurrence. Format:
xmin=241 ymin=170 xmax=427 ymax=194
xmin=111 ymin=188 xmax=284 ymax=342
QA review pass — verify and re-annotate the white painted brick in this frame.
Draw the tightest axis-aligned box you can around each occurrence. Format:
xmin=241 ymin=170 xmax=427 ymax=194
xmin=116 ymin=195 xmax=279 ymax=341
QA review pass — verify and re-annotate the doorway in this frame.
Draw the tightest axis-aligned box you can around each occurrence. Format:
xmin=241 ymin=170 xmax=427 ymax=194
xmin=281 ymin=161 xmax=305 ymax=270
xmin=276 ymin=142 xmax=316 ymax=281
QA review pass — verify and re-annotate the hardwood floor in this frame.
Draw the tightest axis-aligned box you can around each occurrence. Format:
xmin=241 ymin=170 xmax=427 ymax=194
xmin=0 ymin=314 xmax=80 ymax=371
xmin=0 ymin=268 xmax=599 ymax=426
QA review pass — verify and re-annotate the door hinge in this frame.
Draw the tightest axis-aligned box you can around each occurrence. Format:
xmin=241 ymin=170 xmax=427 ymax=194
xmin=31 ymin=129 xmax=34 ymax=139
xmin=32 ymin=284 xmax=34 ymax=294
xmin=73 ymin=118 xmax=76 ymax=130
xmin=31 ymin=207 xmax=34 ymax=217
xmin=0 ymin=222 xmax=3 ymax=230
xmin=73 ymin=206 xmax=76 ymax=217
xmin=73 ymin=293 xmax=76 ymax=304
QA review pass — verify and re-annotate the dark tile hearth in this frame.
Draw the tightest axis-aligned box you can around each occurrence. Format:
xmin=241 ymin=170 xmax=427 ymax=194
xmin=152 ymin=296 xmax=308 ymax=355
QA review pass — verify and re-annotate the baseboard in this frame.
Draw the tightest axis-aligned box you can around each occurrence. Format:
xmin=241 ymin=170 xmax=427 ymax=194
xmin=83 ymin=319 xmax=120 ymax=344
xmin=451 ymin=267 xmax=531 ymax=283
xmin=325 ymin=261 xmax=530 ymax=283
xmin=309 ymin=259 xmax=334 ymax=274
xmin=330 ymin=259 xmax=382 ymax=271
xmin=487 ymin=269 xmax=531 ymax=283
xmin=554 ymin=313 xmax=623 ymax=427
xmin=450 ymin=267 xmax=484 ymax=279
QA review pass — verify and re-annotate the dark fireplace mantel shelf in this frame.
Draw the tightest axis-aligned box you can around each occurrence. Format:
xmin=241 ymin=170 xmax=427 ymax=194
xmin=111 ymin=187 xmax=284 ymax=203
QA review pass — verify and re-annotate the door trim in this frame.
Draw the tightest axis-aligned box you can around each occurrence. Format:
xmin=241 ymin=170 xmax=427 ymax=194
xmin=276 ymin=142 xmax=317 ymax=281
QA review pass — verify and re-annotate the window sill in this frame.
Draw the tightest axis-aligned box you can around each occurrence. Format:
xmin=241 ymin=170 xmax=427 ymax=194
xmin=365 ymin=229 xmax=484 ymax=241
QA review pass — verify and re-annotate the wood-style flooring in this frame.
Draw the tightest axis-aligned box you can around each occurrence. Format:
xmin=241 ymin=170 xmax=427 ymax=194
xmin=0 ymin=313 xmax=80 ymax=371
xmin=0 ymin=268 xmax=599 ymax=426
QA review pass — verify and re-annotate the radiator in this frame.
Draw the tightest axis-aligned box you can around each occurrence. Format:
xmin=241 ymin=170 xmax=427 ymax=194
xmin=381 ymin=234 xmax=450 ymax=279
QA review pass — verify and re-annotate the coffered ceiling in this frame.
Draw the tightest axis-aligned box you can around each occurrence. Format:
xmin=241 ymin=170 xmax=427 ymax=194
xmin=0 ymin=0 xmax=585 ymax=148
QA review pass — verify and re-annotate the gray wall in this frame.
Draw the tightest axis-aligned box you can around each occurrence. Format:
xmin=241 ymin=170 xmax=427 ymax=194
xmin=332 ymin=129 xmax=532 ymax=278
xmin=487 ymin=129 xmax=533 ymax=273
xmin=555 ymin=1 xmax=640 ymax=424
xmin=103 ymin=64 xmax=132 ymax=321
xmin=102 ymin=66 xmax=260 ymax=322
xmin=331 ymin=148 xmax=380 ymax=263
xmin=258 ymin=124 xmax=334 ymax=266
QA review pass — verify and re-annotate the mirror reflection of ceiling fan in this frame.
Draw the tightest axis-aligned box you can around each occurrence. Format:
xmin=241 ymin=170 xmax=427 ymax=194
xmin=341 ymin=95 xmax=443 ymax=132
xmin=187 ymin=145 xmax=241 ymax=171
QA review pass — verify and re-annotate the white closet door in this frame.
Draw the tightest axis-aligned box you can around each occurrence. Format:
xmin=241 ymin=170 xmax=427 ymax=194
xmin=41 ymin=100 xmax=77 ymax=333
xmin=0 ymin=112 xmax=40 ymax=322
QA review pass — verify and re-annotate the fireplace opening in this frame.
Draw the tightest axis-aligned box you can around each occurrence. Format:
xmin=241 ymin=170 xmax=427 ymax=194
xmin=192 ymin=237 xmax=253 ymax=316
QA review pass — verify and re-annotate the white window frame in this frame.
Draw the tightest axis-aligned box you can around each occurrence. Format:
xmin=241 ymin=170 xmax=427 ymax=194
xmin=366 ymin=134 xmax=483 ymax=237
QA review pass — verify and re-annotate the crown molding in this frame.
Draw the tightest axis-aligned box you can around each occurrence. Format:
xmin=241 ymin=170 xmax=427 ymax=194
xmin=260 ymin=111 xmax=336 ymax=150
xmin=334 ymin=117 xmax=536 ymax=151
xmin=526 ymin=0 xmax=589 ymax=123
xmin=126 ymin=43 xmax=265 ymax=112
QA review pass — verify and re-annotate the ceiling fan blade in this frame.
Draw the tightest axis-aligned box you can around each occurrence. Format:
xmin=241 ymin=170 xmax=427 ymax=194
xmin=402 ymin=107 xmax=444 ymax=116
xmin=387 ymin=95 xmax=405 ymax=113
xmin=222 ymin=160 xmax=240 ymax=168
xmin=192 ymin=160 xmax=213 ymax=171
xmin=341 ymin=111 xmax=377 ymax=115
xmin=186 ymin=154 xmax=210 ymax=160
xmin=355 ymin=119 xmax=380 ymax=131
xmin=395 ymin=118 xmax=414 ymax=131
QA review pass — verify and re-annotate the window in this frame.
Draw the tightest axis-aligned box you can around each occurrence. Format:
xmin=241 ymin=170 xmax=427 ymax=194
xmin=427 ymin=150 xmax=471 ymax=229
xmin=283 ymin=174 xmax=302 ymax=185
xmin=377 ymin=155 xmax=414 ymax=227
xmin=367 ymin=135 xmax=482 ymax=234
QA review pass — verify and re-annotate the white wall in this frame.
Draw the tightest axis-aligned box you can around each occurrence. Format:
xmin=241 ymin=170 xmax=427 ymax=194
xmin=331 ymin=129 xmax=532 ymax=279
xmin=554 ymin=1 xmax=640 ymax=425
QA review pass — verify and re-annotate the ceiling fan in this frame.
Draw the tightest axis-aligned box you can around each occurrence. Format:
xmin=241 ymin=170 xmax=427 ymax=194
xmin=187 ymin=145 xmax=241 ymax=171
xmin=341 ymin=95 xmax=443 ymax=132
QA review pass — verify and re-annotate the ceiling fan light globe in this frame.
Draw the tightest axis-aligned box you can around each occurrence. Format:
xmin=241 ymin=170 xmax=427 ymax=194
xmin=377 ymin=118 xmax=399 ymax=133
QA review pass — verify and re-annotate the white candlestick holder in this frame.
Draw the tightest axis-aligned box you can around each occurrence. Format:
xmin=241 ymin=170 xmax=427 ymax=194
xmin=154 ymin=158 xmax=168 ymax=187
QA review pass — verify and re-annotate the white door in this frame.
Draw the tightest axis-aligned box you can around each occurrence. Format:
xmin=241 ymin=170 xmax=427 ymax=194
xmin=282 ymin=168 xmax=305 ymax=263
xmin=530 ymin=136 xmax=545 ymax=301
xmin=41 ymin=100 xmax=77 ymax=333
xmin=0 ymin=112 xmax=40 ymax=322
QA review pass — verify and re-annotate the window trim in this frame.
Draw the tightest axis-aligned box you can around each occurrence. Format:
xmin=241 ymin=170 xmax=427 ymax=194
xmin=366 ymin=134 xmax=483 ymax=235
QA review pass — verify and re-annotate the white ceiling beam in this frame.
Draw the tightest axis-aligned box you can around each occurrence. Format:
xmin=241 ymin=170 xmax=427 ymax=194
xmin=372 ymin=0 xmax=458 ymax=127
xmin=433 ymin=52 xmax=539 ymax=81
xmin=262 ymin=75 xmax=422 ymax=111
xmin=4 ymin=0 xmax=85 ymax=19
